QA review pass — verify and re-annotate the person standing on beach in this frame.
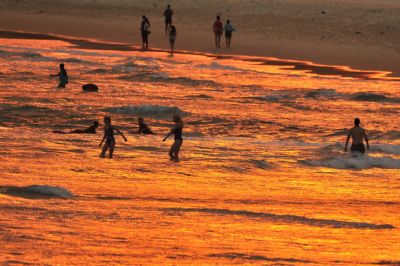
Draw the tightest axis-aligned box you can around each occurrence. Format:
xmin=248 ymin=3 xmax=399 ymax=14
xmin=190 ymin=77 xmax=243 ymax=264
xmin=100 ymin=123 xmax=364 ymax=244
xmin=213 ymin=16 xmax=223 ymax=48
xmin=344 ymin=118 xmax=370 ymax=155
xmin=50 ymin=63 xmax=68 ymax=88
xmin=169 ymin=24 xmax=177 ymax=54
xmin=99 ymin=116 xmax=127 ymax=158
xmin=140 ymin=15 xmax=151 ymax=50
xmin=163 ymin=114 xmax=184 ymax=162
xmin=224 ymin=20 xmax=235 ymax=48
xmin=163 ymin=4 xmax=174 ymax=36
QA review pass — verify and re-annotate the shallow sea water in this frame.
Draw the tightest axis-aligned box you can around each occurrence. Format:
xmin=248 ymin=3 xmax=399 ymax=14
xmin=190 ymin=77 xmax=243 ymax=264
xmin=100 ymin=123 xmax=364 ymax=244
xmin=0 ymin=37 xmax=399 ymax=265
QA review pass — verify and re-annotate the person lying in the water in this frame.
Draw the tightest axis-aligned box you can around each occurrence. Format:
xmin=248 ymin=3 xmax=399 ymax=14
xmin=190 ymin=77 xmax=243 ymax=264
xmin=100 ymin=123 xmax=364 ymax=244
xmin=53 ymin=121 xmax=99 ymax=134
xmin=344 ymin=118 xmax=370 ymax=154
xmin=136 ymin=117 xmax=154 ymax=134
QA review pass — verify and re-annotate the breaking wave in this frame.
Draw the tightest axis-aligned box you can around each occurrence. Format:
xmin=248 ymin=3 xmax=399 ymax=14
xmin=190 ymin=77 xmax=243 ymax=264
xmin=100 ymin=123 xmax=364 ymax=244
xmin=163 ymin=207 xmax=394 ymax=229
xmin=0 ymin=185 xmax=74 ymax=198
xmin=302 ymin=155 xmax=400 ymax=169
xmin=103 ymin=104 xmax=189 ymax=118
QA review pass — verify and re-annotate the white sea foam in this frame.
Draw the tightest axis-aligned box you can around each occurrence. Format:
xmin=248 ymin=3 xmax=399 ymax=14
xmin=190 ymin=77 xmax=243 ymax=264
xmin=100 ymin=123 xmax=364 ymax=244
xmin=303 ymin=155 xmax=400 ymax=169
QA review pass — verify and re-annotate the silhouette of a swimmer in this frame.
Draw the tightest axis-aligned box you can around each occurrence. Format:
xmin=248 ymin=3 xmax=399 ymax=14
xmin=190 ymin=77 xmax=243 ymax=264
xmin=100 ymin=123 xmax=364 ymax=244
xmin=140 ymin=15 xmax=151 ymax=50
xmin=224 ymin=20 xmax=235 ymax=48
xmin=213 ymin=16 xmax=223 ymax=48
xmin=99 ymin=116 xmax=127 ymax=158
xmin=344 ymin=118 xmax=370 ymax=154
xmin=53 ymin=121 xmax=99 ymax=134
xmin=50 ymin=63 xmax=68 ymax=88
xmin=163 ymin=4 xmax=174 ymax=36
xmin=169 ymin=24 xmax=177 ymax=54
xmin=163 ymin=114 xmax=184 ymax=162
xmin=136 ymin=117 xmax=154 ymax=134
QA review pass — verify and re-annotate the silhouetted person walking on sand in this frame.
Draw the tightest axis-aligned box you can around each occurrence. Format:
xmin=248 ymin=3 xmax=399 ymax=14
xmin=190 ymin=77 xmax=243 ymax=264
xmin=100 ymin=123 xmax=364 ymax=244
xmin=136 ymin=117 xmax=154 ymax=134
xmin=213 ymin=16 xmax=223 ymax=48
xmin=224 ymin=20 xmax=235 ymax=48
xmin=99 ymin=116 xmax=127 ymax=158
xmin=50 ymin=63 xmax=68 ymax=88
xmin=53 ymin=121 xmax=99 ymax=134
xmin=163 ymin=114 xmax=184 ymax=162
xmin=163 ymin=4 xmax=174 ymax=36
xmin=140 ymin=15 xmax=151 ymax=50
xmin=344 ymin=118 xmax=369 ymax=155
xmin=169 ymin=24 xmax=177 ymax=54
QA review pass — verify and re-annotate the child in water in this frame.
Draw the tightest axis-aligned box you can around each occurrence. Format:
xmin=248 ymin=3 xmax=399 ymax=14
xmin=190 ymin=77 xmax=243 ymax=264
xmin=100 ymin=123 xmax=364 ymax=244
xmin=163 ymin=114 xmax=184 ymax=162
xmin=50 ymin=63 xmax=68 ymax=88
xmin=53 ymin=121 xmax=99 ymax=134
xmin=136 ymin=117 xmax=154 ymax=134
xmin=99 ymin=116 xmax=127 ymax=158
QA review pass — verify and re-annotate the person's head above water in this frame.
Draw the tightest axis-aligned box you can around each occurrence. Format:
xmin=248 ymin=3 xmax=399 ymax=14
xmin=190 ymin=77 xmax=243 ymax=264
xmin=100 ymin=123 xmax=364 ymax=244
xmin=227 ymin=20 xmax=230 ymax=24
xmin=167 ymin=4 xmax=171 ymax=9
xmin=354 ymin=118 xmax=360 ymax=126
xmin=93 ymin=120 xmax=99 ymax=127
xmin=216 ymin=16 xmax=220 ymax=21
xmin=173 ymin=114 xmax=182 ymax=123
xmin=138 ymin=117 xmax=144 ymax=123
xmin=104 ymin=116 xmax=111 ymax=125
xmin=59 ymin=63 xmax=65 ymax=69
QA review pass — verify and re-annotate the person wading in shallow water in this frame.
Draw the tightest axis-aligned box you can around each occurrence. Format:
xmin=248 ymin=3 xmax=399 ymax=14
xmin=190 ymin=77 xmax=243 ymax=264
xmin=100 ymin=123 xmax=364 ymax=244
xmin=50 ymin=63 xmax=68 ymax=88
xmin=163 ymin=114 xmax=184 ymax=162
xmin=344 ymin=118 xmax=370 ymax=155
xmin=213 ymin=15 xmax=223 ymax=48
xmin=140 ymin=15 xmax=151 ymax=50
xmin=163 ymin=4 xmax=174 ymax=36
xmin=169 ymin=24 xmax=177 ymax=54
xmin=99 ymin=116 xmax=127 ymax=158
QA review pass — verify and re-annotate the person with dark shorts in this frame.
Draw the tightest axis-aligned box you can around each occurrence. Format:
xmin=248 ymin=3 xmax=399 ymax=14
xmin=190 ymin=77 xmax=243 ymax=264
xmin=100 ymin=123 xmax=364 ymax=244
xmin=99 ymin=116 xmax=127 ymax=158
xmin=213 ymin=16 xmax=223 ymax=48
xmin=136 ymin=117 xmax=154 ymax=134
xmin=140 ymin=15 xmax=151 ymax=50
xmin=163 ymin=114 xmax=184 ymax=162
xmin=344 ymin=118 xmax=370 ymax=155
xmin=163 ymin=4 xmax=173 ymax=36
xmin=224 ymin=20 xmax=235 ymax=48
xmin=53 ymin=121 xmax=99 ymax=134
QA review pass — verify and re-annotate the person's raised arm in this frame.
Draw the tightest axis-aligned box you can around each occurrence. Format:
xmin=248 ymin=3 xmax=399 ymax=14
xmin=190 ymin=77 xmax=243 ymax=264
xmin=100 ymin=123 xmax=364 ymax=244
xmin=344 ymin=130 xmax=351 ymax=152
xmin=363 ymin=130 xmax=369 ymax=150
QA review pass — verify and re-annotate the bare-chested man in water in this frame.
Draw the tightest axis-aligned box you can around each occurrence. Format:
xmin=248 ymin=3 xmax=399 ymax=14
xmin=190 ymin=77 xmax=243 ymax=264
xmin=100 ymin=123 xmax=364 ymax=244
xmin=344 ymin=118 xmax=370 ymax=154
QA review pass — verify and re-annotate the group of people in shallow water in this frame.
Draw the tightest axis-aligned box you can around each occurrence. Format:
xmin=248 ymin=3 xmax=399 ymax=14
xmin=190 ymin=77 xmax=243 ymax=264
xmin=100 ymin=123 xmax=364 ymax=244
xmin=140 ymin=4 xmax=235 ymax=53
xmin=54 ymin=115 xmax=184 ymax=162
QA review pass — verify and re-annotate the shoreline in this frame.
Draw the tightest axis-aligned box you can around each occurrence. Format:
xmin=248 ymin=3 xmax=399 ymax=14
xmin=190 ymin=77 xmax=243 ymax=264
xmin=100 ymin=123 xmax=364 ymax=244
xmin=1 ymin=4 xmax=400 ymax=78
xmin=0 ymin=29 xmax=397 ymax=81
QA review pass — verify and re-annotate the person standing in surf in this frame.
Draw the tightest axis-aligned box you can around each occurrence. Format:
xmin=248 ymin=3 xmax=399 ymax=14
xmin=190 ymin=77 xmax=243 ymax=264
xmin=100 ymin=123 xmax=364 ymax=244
xmin=163 ymin=4 xmax=174 ymax=36
xmin=140 ymin=15 xmax=151 ymax=50
xmin=50 ymin=63 xmax=68 ymax=88
xmin=163 ymin=114 xmax=184 ymax=162
xmin=169 ymin=24 xmax=177 ymax=54
xmin=213 ymin=16 xmax=223 ymax=48
xmin=224 ymin=20 xmax=235 ymax=48
xmin=99 ymin=116 xmax=127 ymax=158
xmin=344 ymin=118 xmax=370 ymax=155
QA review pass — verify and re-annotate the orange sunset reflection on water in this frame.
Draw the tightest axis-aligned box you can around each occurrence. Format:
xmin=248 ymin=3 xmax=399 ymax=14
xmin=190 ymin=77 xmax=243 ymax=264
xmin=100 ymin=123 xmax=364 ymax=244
xmin=0 ymin=37 xmax=399 ymax=265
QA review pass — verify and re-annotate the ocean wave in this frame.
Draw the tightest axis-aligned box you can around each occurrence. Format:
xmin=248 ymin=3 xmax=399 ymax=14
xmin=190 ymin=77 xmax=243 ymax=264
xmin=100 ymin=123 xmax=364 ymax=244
xmin=249 ymin=159 xmax=272 ymax=169
xmin=208 ymin=253 xmax=312 ymax=263
xmin=197 ymin=61 xmax=245 ymax=71
xmin=119 ymin=72 xmax=216 ymax=86
xmin=162 ymin=207 xmax=394 ymax=229
xmin=302 ymin=155 xmax=400 ymax=169
xmin=351 ymin=92 xmax=399 ymax=103
xmin=305 ymin=88 xmax=340 ymax=99
xmin=370 ymin=144 xmax=400 ymax=155
xmin=0 ymin=185 xmax=73 ymax=199
xmin=103 ymin=104 xmax=189 ymax=118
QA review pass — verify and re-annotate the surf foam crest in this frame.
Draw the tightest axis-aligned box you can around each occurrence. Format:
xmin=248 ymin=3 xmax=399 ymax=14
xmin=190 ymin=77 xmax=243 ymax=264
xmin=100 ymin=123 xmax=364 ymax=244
xmin=303 ymin=155 xmax=400 ymax=169
xmin=104 ymin=104 xmax=188 ymax=118
xmin=1 ymin=185 xmax=73 ymax=198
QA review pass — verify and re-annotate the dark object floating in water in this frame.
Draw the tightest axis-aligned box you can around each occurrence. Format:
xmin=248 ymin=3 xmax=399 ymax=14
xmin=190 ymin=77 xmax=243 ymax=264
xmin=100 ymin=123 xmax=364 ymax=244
xmin=355 ymin=31 xmax=362 ymax=34
xmin=82 ymin=83 xmax=99 ymax=92
xmin=321 ymin=11 xmax=326 ymax=14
